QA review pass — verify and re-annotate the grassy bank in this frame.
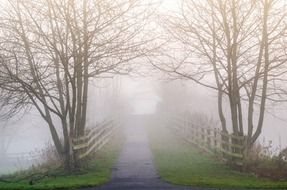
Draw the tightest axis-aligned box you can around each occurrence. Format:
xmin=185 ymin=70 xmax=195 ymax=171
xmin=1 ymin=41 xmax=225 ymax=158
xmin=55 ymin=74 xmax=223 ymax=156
xmin=0 ymin=131 xmax=123 ymax=190
xmin=148 ymin=124 xmax=287 ymax=189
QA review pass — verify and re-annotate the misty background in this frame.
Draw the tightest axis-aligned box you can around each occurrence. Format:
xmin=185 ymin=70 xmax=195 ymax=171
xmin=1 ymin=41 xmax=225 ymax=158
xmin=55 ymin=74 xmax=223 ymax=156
xmin=1 ymin=0 xmax=287 ymax=176
xmin=1 ymin=75 xmax=287 ymax=175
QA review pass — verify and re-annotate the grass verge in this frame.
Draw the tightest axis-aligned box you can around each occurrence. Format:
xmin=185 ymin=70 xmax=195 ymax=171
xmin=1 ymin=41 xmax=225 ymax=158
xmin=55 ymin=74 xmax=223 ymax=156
xmin=0 ymin=131 xmax=123 ymax=190
xmin=148 ymin=124 xmax=287 ymax=189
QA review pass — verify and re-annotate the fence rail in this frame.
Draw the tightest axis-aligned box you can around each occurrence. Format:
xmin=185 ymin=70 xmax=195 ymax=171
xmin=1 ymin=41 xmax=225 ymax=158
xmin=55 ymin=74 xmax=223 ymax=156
xmin=72 ymin=119 xmax=117 ymax=160
xmin=170 ymin=115 xmax=245 ymax=164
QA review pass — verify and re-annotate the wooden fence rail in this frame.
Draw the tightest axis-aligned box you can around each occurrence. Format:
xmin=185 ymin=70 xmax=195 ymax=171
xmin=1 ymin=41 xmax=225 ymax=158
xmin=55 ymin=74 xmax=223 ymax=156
xmin=170 ymin=115 xmax=245 ymax=164
xmin=73 ymin=119 xmax=117 ymax=160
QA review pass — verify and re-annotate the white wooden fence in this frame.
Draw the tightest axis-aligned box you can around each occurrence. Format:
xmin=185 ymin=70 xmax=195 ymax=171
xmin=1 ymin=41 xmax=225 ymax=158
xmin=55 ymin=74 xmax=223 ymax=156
xmin=170 ymin=115 xmax=245 ymax=164
xmin=72 ymin=119 xmax=117 ymax=160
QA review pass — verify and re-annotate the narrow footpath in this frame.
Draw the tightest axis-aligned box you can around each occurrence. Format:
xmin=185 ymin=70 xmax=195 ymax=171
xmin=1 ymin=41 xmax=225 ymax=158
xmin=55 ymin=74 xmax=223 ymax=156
xmin=82 ymin=115 xmax=215 ymax=190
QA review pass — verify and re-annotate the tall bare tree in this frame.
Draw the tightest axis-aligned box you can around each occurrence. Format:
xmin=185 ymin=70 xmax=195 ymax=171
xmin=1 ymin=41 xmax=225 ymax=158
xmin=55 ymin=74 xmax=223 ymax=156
xmin=154 ymin=0 xmax=287 ymax=152
xmin=0 ymin=0 xmax=156 ymax=171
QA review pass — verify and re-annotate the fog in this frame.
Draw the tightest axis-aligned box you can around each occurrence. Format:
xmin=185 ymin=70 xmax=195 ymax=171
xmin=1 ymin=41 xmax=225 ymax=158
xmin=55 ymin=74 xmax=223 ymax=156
xmin=0 ymin=0 xmax=287 ymax=179
xmin=1 ymin=73 xmax=287 ymax=175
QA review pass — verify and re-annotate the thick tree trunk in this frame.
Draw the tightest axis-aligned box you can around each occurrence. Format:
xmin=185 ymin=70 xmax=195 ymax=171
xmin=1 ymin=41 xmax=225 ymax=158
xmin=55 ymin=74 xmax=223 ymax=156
xmin=62 ymin=119 xmax=75 ymax=172
xmin=247 ymin=0 xmax=270 ymax=149
xmin=250 ymin=0 xmax=270 ymax=145
xmin=47 ymin=119 xmax=63 ymax=158
xmin=79 ymin=0 xmax=89 ymax=136
xmin=218 ymin=87 xmax=227 ymax=133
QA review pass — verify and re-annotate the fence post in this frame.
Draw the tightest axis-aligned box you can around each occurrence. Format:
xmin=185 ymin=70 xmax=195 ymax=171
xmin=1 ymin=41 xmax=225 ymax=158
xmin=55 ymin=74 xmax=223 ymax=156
xmin=206 ymin=127 xmax=211 ymax=149
xmin=221 ymin=131 xmax=230 ymax=160
xmin=190 ymin=122 xmax=194 ymax=144
xmin=231 ymin=134 xmax=244 ymax=166
xmin=213 ymin=129 xmax=217 ymax=151
xmin=201 ymin=127 xmax=205 ymax=147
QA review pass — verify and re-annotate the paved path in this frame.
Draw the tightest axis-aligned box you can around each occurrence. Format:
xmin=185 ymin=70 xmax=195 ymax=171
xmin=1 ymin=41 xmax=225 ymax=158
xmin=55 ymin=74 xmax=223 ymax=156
xmin=81 ymin=115 xmax=215 ymax=190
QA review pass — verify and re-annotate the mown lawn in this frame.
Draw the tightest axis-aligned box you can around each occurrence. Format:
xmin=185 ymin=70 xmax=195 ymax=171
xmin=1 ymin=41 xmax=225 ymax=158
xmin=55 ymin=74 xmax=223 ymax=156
xmin=0 ymin=132 xmax=123 ymax=190
xmin=148 ymin=124 xmax=287 ymax=189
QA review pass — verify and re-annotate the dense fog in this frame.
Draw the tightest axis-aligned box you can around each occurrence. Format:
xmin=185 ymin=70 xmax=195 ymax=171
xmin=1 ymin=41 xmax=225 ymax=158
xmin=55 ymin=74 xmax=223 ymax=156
xmin=0 ymin=0 xmax=287 ymax=181
xmin=1 ymin=75 xmax=287 ymax=175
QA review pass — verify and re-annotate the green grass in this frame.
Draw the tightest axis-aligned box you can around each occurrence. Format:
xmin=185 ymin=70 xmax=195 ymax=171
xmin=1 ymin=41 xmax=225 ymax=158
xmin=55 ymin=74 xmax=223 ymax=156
xmin=0 ymin=133 xmax=123 ymax=190
xmin=148 ymin=125 xmax=287 ymax=189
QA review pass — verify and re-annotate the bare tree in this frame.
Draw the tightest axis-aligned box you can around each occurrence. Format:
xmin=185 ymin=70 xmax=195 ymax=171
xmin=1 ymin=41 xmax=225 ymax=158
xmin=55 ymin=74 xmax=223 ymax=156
xmin=0 ymin=0 xmax=156 ymax=171
xmin=154 ymin=0 xmax=287 ymax=153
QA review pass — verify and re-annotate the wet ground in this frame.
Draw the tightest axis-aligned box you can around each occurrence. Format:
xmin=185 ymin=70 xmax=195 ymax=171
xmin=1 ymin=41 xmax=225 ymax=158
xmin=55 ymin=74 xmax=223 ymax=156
xmin=80 ymin=115 xmax=218 ymax=190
